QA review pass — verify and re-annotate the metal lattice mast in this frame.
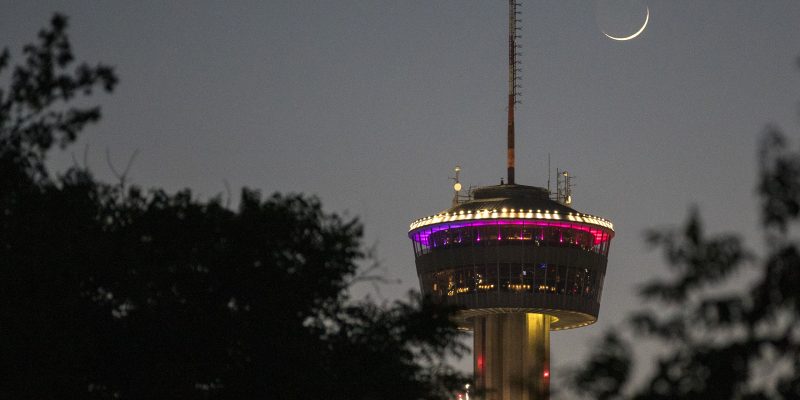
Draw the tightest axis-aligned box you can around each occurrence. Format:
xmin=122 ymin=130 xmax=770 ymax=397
xmin=507 ymin=0 xmax=522 ymax=184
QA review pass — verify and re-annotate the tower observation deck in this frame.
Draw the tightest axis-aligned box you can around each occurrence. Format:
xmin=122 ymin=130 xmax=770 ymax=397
xmin=408 ymin=183 xmax=614 ymax=399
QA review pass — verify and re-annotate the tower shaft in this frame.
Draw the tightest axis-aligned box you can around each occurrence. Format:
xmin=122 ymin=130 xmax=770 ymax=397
xmin=474 ymin=313 xmax=550 ymax=400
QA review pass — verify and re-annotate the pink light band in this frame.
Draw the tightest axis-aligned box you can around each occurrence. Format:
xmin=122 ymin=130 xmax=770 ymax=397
xmin=409 ymin=219 xmax=613 ymax=247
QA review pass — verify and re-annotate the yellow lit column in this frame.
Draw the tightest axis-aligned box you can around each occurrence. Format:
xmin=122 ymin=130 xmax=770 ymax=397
xmin=473 ymin=313 xmax=550 ymax=400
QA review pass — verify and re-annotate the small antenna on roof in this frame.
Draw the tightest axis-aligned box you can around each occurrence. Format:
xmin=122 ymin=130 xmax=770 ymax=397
xmin=450 ymin=165 xmax=463 ymax=206
xmin=555 ymin=169 xmax=574 ymax=206
xmin=563 ymin=170 xmax=573 ymax=206
xmin=547 ymin=153 xmax=551 ymax=194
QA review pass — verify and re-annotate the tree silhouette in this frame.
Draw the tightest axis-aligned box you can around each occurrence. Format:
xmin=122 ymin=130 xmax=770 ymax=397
xmin=0 ymin=14 xmax=466 ymax=399
xmin=567 ymin=106 xmax=800 ymax=399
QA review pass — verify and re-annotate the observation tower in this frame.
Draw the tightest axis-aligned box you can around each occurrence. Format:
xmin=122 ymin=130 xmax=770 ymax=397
xmin=406 ymin=2 xmax=615 ymax=399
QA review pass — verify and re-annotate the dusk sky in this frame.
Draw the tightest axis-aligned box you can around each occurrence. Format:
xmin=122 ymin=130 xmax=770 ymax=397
xmin=4 ymin=0 xmax=800 ymax=388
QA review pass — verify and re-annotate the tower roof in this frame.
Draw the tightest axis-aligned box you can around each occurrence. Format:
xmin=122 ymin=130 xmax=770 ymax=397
xmin=446 ymin=184 xmax=576 ymax=215
xmin=409 ymin=183 xmax=613 ymax=233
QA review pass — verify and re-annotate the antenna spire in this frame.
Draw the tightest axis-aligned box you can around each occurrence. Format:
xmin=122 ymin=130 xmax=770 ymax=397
xmin=507 ymin=0 xmax=521 ymax=184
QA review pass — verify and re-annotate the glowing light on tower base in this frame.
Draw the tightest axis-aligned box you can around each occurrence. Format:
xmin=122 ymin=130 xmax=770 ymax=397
xmin=474 ymin=313 xmax=550 ymax=399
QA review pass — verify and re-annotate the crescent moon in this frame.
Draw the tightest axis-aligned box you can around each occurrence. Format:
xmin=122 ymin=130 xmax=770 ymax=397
xmin=603 ymin=6 xmax=649 ymax=41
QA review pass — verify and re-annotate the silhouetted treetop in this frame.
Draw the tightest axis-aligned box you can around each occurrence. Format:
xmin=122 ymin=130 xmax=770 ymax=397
xmin=0 ymin=13 xmax=116 ymax=180
xmin=0 ymin=14 xmax=466 ymax=400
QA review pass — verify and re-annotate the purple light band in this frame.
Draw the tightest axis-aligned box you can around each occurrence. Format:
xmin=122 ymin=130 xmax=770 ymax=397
xmin=409 ymin=219 xmax=613 ymax=247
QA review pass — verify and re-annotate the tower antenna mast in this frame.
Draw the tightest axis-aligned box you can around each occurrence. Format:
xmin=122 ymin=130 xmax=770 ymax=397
xmin=507 ymin=0 xmax=521 ymax=184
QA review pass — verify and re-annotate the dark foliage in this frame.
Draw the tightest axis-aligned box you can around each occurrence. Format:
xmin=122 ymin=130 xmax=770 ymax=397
xmin=568 ymin=93 xmax=800 ymax=399
xmin=0 ymin=15 xmax=466 ymax=399
xmin=569 ymin=332 xmax=631 ymax=400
